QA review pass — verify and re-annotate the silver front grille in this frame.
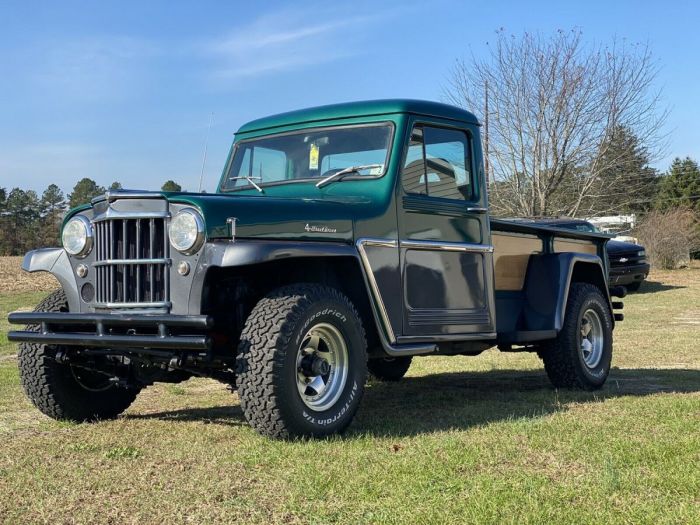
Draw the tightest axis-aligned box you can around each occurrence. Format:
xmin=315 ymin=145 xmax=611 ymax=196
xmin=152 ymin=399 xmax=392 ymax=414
xmin=94 ymin=214 xmax=170 ymax=309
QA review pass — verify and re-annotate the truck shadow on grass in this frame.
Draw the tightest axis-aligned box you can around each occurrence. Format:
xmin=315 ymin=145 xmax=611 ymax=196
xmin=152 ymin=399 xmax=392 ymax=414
xmin=630 ymin=280 xmax=685 ymax=294
xmin=126 ymin=367 xmax=700 ymax=437
xmin=353 ymin=367 xmax=700 ymax=437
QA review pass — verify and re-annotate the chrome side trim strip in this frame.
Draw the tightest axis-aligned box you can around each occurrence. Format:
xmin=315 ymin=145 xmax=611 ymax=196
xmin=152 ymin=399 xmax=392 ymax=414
xmin=400 ymin=239 xmax=494 ymax=253
xmin=355 ymin=238 xmax=398 ymax=344
xmin=361 ymin=238 xmax=398 ymax=249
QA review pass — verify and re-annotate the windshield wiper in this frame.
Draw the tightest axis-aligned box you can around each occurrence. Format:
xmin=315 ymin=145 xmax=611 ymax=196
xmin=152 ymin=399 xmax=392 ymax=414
xmin=315 ymin=164 xmax=383 ymax=188
xmin=228 ymin=176 xmax=264 ymax=193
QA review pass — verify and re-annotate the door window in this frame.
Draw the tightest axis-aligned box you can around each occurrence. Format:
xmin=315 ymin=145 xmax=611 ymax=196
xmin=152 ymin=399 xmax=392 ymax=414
xmin=401 ymin=125 xmax=473 ymax=200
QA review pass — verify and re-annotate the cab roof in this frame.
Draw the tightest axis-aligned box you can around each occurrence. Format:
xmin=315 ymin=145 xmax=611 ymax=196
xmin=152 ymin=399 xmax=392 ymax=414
xmin=236 ymin=99 xmax=480 ymax=135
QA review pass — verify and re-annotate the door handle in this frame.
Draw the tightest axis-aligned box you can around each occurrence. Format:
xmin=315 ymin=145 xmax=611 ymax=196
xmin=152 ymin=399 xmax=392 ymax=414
xmin=466 ymin=206 xmax=488 ymax=213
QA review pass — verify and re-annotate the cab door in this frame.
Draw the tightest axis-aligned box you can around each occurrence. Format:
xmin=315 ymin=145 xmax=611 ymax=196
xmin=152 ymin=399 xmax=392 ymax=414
xmin=397 ymin=120 xmax=495 ymax=340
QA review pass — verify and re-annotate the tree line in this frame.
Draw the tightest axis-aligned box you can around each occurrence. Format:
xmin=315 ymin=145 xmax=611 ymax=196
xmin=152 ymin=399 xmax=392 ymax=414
xmin=0 ymin=178 xmax=182 ymax=255
xmin=0 ymin=158 xmax=697 ymax=257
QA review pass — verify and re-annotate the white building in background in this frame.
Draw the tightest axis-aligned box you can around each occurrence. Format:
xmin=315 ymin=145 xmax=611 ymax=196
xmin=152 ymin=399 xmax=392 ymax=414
xmin=587 ymin=215 xmax=638 ymax=243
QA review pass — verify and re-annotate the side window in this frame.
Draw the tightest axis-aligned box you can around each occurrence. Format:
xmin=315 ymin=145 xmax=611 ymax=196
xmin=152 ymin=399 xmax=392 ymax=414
xmin=401 ymin=125 xmax=473 ymax=200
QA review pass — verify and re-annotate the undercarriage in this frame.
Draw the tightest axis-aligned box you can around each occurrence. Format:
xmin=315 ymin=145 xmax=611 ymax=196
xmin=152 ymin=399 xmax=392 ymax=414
xmin=8 ymin=311 xmax=236 ymax=389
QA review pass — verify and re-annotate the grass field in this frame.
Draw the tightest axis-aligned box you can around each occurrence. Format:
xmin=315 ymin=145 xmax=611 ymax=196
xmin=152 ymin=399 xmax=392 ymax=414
xmin=0 ymin=256 xmax=698 ymax=524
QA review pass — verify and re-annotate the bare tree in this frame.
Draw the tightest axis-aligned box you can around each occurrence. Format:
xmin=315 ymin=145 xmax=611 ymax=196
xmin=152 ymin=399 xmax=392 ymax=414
xmin=635 ymin=208 xmax=699 ymax=269
xmin=445 ymin=29 xmax=667 ymax=217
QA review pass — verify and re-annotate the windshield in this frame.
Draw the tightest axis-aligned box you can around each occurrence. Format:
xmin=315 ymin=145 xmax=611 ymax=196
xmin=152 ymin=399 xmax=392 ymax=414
xmin=220 ymin=123 xmax=393 ymax=191
xmin=558 ymin=222 xmax=600 ymax=233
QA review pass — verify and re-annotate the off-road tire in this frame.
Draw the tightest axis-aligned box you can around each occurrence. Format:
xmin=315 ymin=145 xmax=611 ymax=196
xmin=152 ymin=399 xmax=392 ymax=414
xmin=17 ymin=289 xmax=140 ymax=422
xmin=539 ymin=283 xmax=613 ymax=390
xmin=236 ymin=284 xmax=367 ymax=439
xmin=368 ymin=356 xmax=412 ymax=381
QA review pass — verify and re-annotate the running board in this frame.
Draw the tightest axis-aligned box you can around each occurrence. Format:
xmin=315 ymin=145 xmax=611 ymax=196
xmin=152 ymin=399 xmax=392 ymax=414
xmin=380 ymin=341 xmax=438 ymax=356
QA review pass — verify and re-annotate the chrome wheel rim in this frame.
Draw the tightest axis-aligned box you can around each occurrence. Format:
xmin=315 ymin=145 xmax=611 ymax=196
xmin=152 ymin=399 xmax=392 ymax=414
xmin=580 ymin=308 xmax=604 ymax=369
xmin=296 ymin=323 xmax=349 ymax=412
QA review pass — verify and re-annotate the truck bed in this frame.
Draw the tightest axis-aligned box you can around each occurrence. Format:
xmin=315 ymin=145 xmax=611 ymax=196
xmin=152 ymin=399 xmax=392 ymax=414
xmin=490 ymin=218 xmax=610 ymax=293
xmin=489 ymin=218 xmax=612 ymax=345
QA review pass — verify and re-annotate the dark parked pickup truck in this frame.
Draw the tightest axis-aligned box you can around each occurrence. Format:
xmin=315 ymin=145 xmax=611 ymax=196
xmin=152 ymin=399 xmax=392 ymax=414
xmin=8 ymin=100 xmax=624 ymax=438
xmin=607 ymin=241 xmax=649 ymax=291
xmin=516 ymin=218 xmax=650 ymax=291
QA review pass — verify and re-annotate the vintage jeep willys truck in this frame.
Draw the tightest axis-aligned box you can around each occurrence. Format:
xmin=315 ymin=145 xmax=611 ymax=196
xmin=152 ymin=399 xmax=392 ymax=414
xmin=8 ymin=100 xmax=624 ymax=438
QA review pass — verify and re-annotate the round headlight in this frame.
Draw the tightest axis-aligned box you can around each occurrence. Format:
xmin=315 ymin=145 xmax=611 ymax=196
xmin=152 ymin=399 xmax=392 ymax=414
xmin=169 ymin=208 xmax=205 ymax=254
xmin=62 ymin=216 xmax=93 ymax=257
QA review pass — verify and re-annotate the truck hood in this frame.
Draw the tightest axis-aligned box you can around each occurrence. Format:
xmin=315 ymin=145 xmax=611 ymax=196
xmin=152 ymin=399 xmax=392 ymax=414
xmin=166 ymin=191 xmax=368 ymax=242
xmin=607 ymin=240 xmax=644 ymax=254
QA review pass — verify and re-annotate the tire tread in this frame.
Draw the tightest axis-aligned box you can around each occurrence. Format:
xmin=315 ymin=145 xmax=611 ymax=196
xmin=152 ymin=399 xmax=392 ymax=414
xmin=18 ymin=289 xmax=139 ymax=422
xmin=236 ymin=283 xmax=366 ymax=438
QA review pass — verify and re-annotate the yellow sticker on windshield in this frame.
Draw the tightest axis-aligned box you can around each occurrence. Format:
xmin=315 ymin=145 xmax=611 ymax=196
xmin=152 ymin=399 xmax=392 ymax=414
xmin=309 ymin=143 xmax=319 ymax=170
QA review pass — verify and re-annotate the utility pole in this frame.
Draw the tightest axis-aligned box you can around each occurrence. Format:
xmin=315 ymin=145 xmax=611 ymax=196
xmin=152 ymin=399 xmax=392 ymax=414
xmin=484 ymin=80 xmax=490 ymax=185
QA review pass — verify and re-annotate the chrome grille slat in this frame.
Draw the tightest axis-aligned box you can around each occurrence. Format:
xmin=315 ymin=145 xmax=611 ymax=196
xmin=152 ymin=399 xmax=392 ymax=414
xmin=94 ymin=258 xmax=169 ymax=266
xmin=93 ymin=209 xmax=170 ymax=310
xmin=149 ymin=218 xmax=155 ymax=301
xmin=136 ymin=220 xmax=141 ymax=303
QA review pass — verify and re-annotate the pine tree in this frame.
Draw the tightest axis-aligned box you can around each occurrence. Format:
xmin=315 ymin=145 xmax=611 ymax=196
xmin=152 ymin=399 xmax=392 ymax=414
xmin=573 ymin=125 xmax=659 ymax=216
xmin=0 ymin=187 xmax=7 ymax=254
xmin=68 ymin=178 xmax=105 ymax=208
xmin=655 ymin=157 xmax=700 ymax=213
xmin=109 ymin=181 xmax=123 ymax=190
xmin=4 ymin=188 xmax=42 ymax=254
xmin=40 ymin=184 xmax=67 ymax=246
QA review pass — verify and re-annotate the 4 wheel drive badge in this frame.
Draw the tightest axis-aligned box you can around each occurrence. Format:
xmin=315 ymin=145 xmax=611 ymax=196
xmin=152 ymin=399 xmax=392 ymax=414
xmin=304 ymin=223 xmax=337 ymax=233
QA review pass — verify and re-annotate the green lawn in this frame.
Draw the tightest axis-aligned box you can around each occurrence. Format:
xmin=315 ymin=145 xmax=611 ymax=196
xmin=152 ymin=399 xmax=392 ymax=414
xmin=0 ymin=266 xmax=698 ymax=524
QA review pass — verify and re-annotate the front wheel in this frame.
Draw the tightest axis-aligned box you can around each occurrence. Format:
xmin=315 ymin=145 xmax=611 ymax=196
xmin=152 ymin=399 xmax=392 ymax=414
xmin=18 ymin=289 xmax=140 ymax=422
xmin=236 ymin=284 xmax=368 ymax=439
xmin=539 ymin=283 xmax=613 ymax=390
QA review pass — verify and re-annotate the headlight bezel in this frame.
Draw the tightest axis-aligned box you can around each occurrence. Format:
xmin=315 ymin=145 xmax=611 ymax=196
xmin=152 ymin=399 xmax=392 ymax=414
xmin=168 ymin=208 xmax=205 ymax=255
xmin=637 ymin=249 xmax=646 ymax=258
xmin=62 ymin=215 xmax=93 ymax=258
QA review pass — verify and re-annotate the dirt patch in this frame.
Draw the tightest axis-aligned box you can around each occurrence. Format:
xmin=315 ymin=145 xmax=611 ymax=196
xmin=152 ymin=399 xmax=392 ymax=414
xmin=0 ymin=257 xmax=58 ymax=294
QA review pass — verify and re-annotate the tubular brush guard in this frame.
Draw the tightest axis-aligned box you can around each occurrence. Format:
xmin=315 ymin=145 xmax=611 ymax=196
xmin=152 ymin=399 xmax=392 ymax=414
xmin=7 ymin=312 xmax=212 ymax=352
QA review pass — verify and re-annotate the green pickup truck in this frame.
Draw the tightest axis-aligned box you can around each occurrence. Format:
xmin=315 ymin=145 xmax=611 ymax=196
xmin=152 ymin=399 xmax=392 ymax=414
xmin=8 ymin=100 xmax=624 ymax=438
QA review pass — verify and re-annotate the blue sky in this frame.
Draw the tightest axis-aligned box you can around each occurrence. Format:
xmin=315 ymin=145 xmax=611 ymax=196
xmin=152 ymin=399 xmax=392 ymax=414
xmin=1 ymin=0 xmax=698 ymax=194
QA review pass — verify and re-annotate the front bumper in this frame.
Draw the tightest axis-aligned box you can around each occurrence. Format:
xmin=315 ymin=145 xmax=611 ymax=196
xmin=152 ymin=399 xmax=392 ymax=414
xmin=608 ymin=262 xmax=650 ymax=286
xmin=7 ymin=312 xmax=212 ymax=352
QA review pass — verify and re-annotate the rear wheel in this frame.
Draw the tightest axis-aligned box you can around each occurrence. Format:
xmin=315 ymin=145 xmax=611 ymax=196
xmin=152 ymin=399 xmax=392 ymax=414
xmin=18 ymin=289 xmax=140 ymax=422
xmin=236 ymin=284 xmax=367 ymax=439
xmin=540 ymin=283 xmax=613 ymax=390
xmin=368 ymin=356 xmax=412 ymax=381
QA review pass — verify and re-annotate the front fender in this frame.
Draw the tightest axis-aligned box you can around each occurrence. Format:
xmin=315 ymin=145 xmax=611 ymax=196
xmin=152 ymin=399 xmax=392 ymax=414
xmin=22 ymin=248 xmax=80 ymax=312
xmin=186 ymin=240 xmax=359 ymax=314
xmin=204 ymin=240 xmax=358 ymax=267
